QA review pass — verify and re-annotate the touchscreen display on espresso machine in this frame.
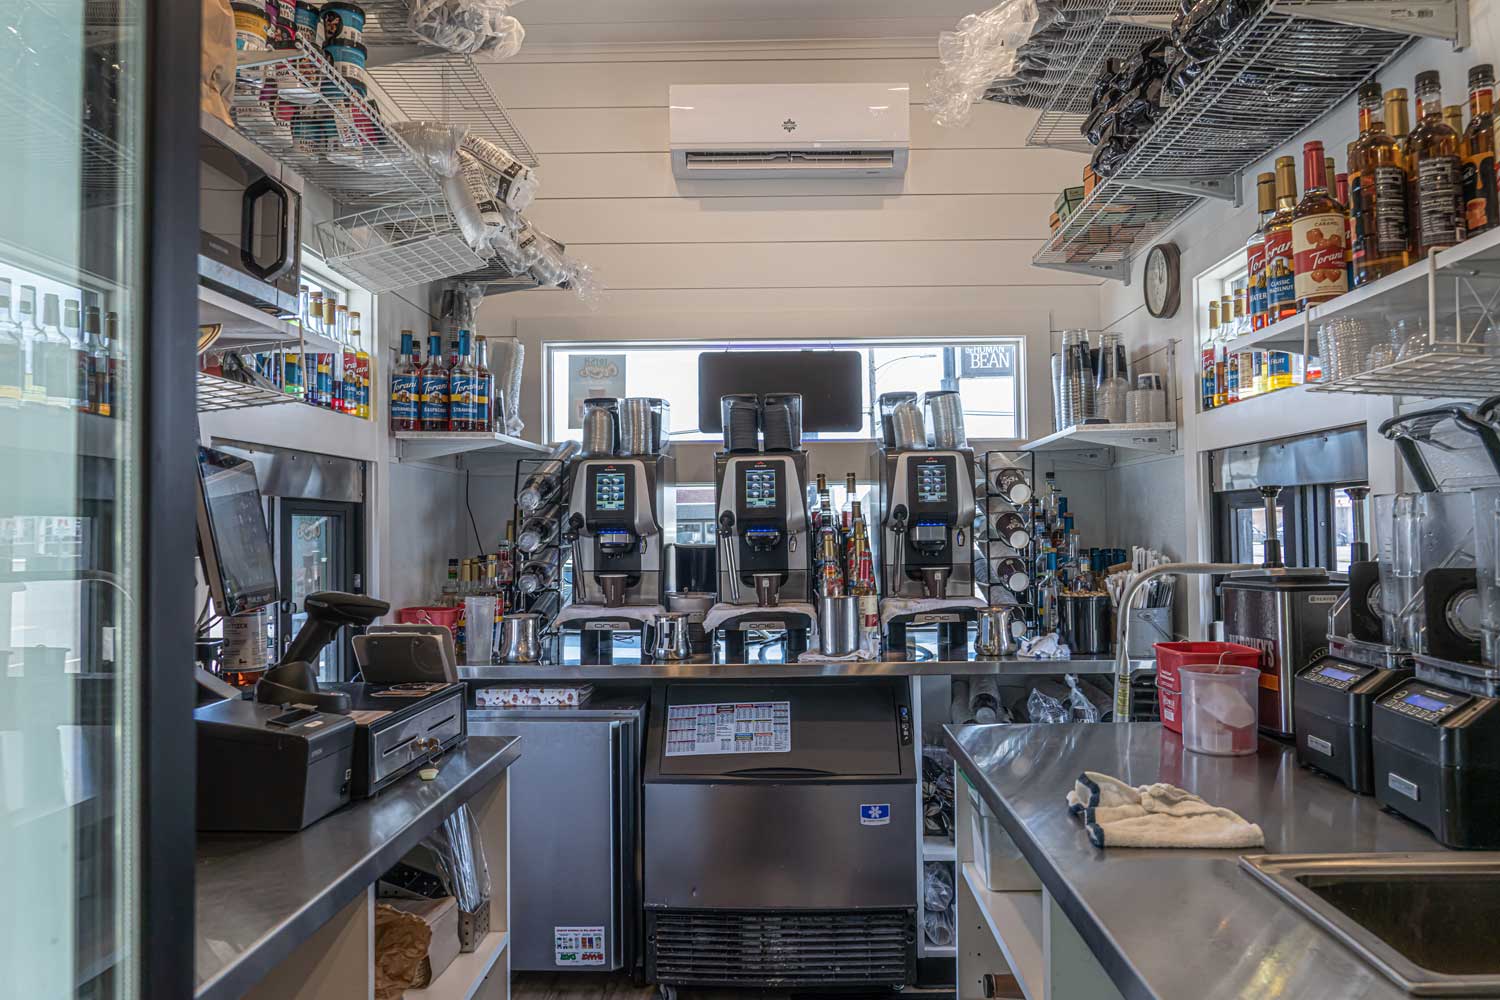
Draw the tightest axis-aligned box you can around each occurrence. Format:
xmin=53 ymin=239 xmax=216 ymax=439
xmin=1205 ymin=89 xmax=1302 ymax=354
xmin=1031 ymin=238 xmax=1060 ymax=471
xmin=594 ymin=471 xmax=627 ymax=512
xmin=744 ymin=467 xmax=778 ymax=510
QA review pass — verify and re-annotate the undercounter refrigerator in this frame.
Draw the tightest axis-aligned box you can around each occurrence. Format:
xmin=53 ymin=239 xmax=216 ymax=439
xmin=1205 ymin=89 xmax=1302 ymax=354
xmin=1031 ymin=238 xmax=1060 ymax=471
xmin=467 ymin=697 xmax=645 ymax=975
xmin=643 ymin=679 xmax=919 ymax=989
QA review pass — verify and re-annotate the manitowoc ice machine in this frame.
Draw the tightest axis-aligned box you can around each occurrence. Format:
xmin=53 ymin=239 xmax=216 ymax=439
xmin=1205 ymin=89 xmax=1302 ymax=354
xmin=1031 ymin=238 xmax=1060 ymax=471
xmin=643 ymin=679 xmax=918 ymax=990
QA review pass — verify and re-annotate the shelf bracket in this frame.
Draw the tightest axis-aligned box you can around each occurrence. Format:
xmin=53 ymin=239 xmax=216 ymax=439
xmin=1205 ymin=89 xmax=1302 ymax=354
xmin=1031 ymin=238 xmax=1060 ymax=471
xmin=1129 ymin=174 xmax=1239 ymax=204
xmin=1275 ymin=0 xmax=1469 ymax=47
xmin=1033 ymin=259 xmax=1133 ymax=285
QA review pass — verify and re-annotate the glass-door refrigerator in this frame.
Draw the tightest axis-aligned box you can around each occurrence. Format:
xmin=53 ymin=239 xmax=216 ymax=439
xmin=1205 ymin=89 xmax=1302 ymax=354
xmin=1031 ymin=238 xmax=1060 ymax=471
xmin=1 ymin=0 xmax=200 ymax=995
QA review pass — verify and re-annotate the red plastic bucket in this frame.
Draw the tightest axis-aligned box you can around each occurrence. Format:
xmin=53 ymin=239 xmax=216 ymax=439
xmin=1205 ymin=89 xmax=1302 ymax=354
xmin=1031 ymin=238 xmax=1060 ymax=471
xmin=1153 ymin=641 xmax=1262 ymax=733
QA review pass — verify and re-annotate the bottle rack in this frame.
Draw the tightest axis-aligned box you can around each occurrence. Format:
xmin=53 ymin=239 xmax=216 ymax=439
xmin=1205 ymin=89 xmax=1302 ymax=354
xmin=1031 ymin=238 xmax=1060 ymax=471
xmin=980 ymin=450 xmax=1041 ymax=632
xmin=1025 ymin=0 xmax=1459 ymax=280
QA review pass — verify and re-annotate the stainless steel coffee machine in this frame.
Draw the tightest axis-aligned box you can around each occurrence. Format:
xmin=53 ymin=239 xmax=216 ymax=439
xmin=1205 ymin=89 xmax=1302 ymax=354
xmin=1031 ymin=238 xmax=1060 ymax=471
xmin=711 ymin=394 xmax=816 ymax=661
xmin=873 ymin=391 xmax=981 ymax=658
xmin=561 ymin=447 xmax=676 ymax=664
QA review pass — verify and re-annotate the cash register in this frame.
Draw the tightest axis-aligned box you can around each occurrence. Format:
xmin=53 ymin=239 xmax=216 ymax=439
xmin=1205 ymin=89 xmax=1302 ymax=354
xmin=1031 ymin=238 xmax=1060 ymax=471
xmin=192 ymin=447 xmax=465 ymax=832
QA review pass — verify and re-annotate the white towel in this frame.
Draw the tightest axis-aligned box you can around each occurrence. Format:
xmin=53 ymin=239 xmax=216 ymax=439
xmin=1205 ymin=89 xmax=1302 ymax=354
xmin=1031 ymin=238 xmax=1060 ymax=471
xmin=1065 ymin=771 xmax=1264 ymax=849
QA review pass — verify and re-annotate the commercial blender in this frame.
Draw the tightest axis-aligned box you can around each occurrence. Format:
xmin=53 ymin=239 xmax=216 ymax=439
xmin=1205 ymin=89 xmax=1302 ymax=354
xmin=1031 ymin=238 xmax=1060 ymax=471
xmin=1368 ymin=402 xmax=1500 ymax=847
xmin=1293 ymin=486 xmax=1414 ymax=793
xmin=873 ymin=392 xmax=982 ymax=659
xmin=710 ymin=393 xmax=816 ymax=661
xmin=559 ymin=398 xmax=677 ymax=664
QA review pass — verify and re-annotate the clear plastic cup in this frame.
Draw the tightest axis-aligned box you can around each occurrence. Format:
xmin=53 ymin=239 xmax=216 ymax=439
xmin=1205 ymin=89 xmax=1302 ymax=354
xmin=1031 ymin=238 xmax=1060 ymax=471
xmin=464 ymin=596 xmax=497 ymax=665
xmin=1180 ymin=663 xmax=1259 ymax=756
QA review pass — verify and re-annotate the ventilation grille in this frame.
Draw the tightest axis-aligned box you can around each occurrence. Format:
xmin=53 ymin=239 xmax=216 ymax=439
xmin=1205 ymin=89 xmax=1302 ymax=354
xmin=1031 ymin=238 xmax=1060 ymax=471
xmin=648 ymin=909 xmax=915 ymax=987
xmin=682 ymin=149 xmax=897 ymax=170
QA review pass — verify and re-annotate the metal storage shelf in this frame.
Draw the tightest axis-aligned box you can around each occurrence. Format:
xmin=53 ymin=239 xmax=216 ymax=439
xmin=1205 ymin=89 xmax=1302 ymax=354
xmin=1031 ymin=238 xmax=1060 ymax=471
xmin=1028 ymin=0 xmax=1458 ymax=280
xmin=315 ymin=196 xmax=489 ymax=293
xmin=232 ymin=40 xmax=438 ymax=207
xmin=1306 ymin=227 xmax=1500 ymax=398
xmin=369 ymin=53 xmax=538 ymax=168
xmin=1221 ymin=310 xmax=1309 ymax=357
xmin=1034 ymin=183 xmax=1198 ymax=281
xmin=196 ymin=372 xmax=298 ymax=413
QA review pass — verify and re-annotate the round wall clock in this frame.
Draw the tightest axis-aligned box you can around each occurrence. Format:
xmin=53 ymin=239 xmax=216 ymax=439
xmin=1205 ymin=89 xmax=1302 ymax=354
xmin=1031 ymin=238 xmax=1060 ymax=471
xmin=1143 ymin=242 xmax=1181 ymax=319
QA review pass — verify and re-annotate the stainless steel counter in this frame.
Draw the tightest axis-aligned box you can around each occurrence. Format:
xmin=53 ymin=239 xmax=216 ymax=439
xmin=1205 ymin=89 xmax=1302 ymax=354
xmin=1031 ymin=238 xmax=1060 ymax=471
xmin=194 ymin=735 xmax=522 ymax=1000
xmin=944 ymin=723 xmax=1444 ymax=1000
xmin=460 ymin=656 xmax=1153 ymax=681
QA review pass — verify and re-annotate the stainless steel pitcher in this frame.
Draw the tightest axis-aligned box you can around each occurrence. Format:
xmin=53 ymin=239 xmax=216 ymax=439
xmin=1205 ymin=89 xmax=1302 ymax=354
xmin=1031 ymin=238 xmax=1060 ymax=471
xmin=974 ymin=605 xmax=1025 ymax=657
xmin=651 ymin=611 xmax=692 ymax=661
xmin=498 ymin=613 xmax=544 ymax=663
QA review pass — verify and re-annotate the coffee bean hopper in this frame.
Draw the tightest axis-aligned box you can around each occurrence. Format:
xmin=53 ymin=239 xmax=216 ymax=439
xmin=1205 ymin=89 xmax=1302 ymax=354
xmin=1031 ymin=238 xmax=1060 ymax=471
xmin=1369 ymin=400 xmax=1500 ymax=846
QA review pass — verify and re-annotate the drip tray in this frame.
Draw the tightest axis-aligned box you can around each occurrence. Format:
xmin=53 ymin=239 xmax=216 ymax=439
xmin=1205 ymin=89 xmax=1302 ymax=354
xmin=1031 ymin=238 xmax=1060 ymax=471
xmin=1241 ymin=854 xmax=1500 ymax=995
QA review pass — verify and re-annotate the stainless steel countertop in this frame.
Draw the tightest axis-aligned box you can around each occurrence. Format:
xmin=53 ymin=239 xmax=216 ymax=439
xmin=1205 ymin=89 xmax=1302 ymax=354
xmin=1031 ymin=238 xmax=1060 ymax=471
xmin=944 ymin=723 xmax=1447 ymax=1000
xmin=459 ymin=656 xmax=1153 ymax=681
xmin=194 ymin=735 xmax=522 ymax=1000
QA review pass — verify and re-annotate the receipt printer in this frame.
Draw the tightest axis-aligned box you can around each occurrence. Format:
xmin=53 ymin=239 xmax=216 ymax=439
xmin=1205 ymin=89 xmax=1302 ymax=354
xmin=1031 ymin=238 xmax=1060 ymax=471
xmin=195 ymin=699 xmax=357 ymax=832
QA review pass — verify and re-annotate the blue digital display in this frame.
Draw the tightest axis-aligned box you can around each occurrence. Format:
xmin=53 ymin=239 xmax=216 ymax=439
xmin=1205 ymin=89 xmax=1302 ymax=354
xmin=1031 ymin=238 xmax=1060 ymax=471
xmin=594 ymin=471 xmax=626 ymax=512
xmin=1319 ymin=665 xmax=1358 ymax=682
xmin=1404 ymin=692 xmax=1448 ymax=712
xmin=744 ymin=468 xmax=777 ymax=510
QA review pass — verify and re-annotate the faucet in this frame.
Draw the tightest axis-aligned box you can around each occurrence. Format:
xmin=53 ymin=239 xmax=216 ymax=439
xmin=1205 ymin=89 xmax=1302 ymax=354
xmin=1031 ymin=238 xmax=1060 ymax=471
xmin=1111 ymin=562 xmax=1260 ymax=720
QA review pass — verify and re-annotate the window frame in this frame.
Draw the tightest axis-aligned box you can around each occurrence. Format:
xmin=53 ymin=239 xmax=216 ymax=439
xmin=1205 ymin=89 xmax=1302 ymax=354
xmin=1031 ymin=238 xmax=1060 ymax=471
xmin=541 ymin=336 xmax=1027 ymax=445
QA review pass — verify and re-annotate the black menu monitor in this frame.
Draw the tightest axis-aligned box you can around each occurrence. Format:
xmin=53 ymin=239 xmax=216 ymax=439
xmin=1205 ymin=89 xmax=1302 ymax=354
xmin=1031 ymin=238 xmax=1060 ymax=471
xmin=195 ymin=446 xmax=278 ymax=617
xmin=697 ymin=350 xmax=863 ymax=432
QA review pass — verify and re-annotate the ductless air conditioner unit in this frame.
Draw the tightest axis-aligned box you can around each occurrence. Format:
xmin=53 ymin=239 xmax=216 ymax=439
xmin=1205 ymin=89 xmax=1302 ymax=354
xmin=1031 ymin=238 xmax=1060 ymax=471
xmin=669 ymin=83 xmax=910 ymax=179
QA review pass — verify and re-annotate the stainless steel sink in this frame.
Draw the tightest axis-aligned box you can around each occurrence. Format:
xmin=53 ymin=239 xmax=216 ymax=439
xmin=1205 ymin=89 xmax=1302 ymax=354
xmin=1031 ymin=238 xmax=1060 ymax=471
xmin=1241 ymin=854 xmax=1500 ymax=996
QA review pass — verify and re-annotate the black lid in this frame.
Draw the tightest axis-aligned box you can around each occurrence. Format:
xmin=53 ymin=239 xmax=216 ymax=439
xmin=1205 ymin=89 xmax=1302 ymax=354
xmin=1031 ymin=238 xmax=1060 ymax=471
xmin=1415 ymin=69 xmax=1441 ymax=89
xmin=1358 ymin=79 xmax=1382 ymax=103
xmin=1470 ymin=64 xmax=1495 ymax=88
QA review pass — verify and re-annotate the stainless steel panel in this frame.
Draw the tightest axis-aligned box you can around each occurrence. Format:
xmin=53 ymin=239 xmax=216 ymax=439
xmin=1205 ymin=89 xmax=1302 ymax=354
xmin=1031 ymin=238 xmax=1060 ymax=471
xmin=469 ymin=707 xmax=643 ymax=972
xmin=644 ymin=782 xmax=916 ymax=910
xmin=214 ymin=441 xmax=365 ymax=502
xmin=1223 ymin=584 xmax=1343 ymax=737
xmin=1212 ymin=425 xmax=1368 ymax=492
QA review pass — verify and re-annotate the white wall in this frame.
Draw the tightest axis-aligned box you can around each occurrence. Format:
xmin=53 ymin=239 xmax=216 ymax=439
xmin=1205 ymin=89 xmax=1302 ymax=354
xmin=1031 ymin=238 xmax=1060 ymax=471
xmin=1096 ymin=15 xmax=1500 ymax=635
xmin=472 ymin=38 xmax=1102 ymax=479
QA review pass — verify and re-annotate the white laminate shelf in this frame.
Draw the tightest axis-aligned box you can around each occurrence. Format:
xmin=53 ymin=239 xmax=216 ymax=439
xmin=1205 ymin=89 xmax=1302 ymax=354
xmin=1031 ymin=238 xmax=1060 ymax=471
xmin=394 ymin=431 xmax=551 ymax=463
xmin=1020 ymin=422 xmax=1177 ymax=466
xmin=405 ymin=930 xmax=509 ymax=1000
xmin=961 ymin=862 xmax=1044 ymax=1000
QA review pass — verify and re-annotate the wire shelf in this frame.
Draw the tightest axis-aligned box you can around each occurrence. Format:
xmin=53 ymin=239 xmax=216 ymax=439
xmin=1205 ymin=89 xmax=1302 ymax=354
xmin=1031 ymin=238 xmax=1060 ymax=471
xmin=1024 ymin=1 xmax=1169 ymax=152
xmin=1028 ymin=0 xmax=1416 ymax=279
xmin=449 ymin=254 xmax=538 ymax=293
xmin=1033 ymin=182 xmax=1199 ymax=279
xmin=1309 ymin=348 xmax=1500 ymax=399
xmin=1115 ymin=7 xmax=1411 ymax=188
xmin=196 ymin=371 xmax=298 ymax=413
xmin=369 ymin=52 xmax=538 ymax=168
xmin=316 ymin=195 xmax=489 ymax=293
xmin=232 ymin=39 xmax=439 ymax=205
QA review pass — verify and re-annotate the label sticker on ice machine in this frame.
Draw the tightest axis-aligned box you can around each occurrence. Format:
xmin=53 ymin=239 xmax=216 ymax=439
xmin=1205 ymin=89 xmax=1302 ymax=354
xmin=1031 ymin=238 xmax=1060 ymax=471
xmin=554 ymin=926 xmax=606 ymax=966
xmin=665 ymin=701 xmax=791 ymax=756
xmin=859 ymin=803 xmax=891 ymax=826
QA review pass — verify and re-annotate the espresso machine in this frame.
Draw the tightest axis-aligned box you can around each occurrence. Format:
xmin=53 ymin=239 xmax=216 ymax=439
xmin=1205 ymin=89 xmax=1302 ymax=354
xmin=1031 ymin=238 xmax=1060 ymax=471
xmin=1293 ymin=487 xmax=1414 ymax=793
xmin=1368 ymin=403 xmax=1500 ymax=847
xmin=559 ymin=398 xmax=676 ymax=664
xmin=711 ymin=393 xmax=816 ymax=661
xmin=874 ymin=392 xmax=981 ymax=659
